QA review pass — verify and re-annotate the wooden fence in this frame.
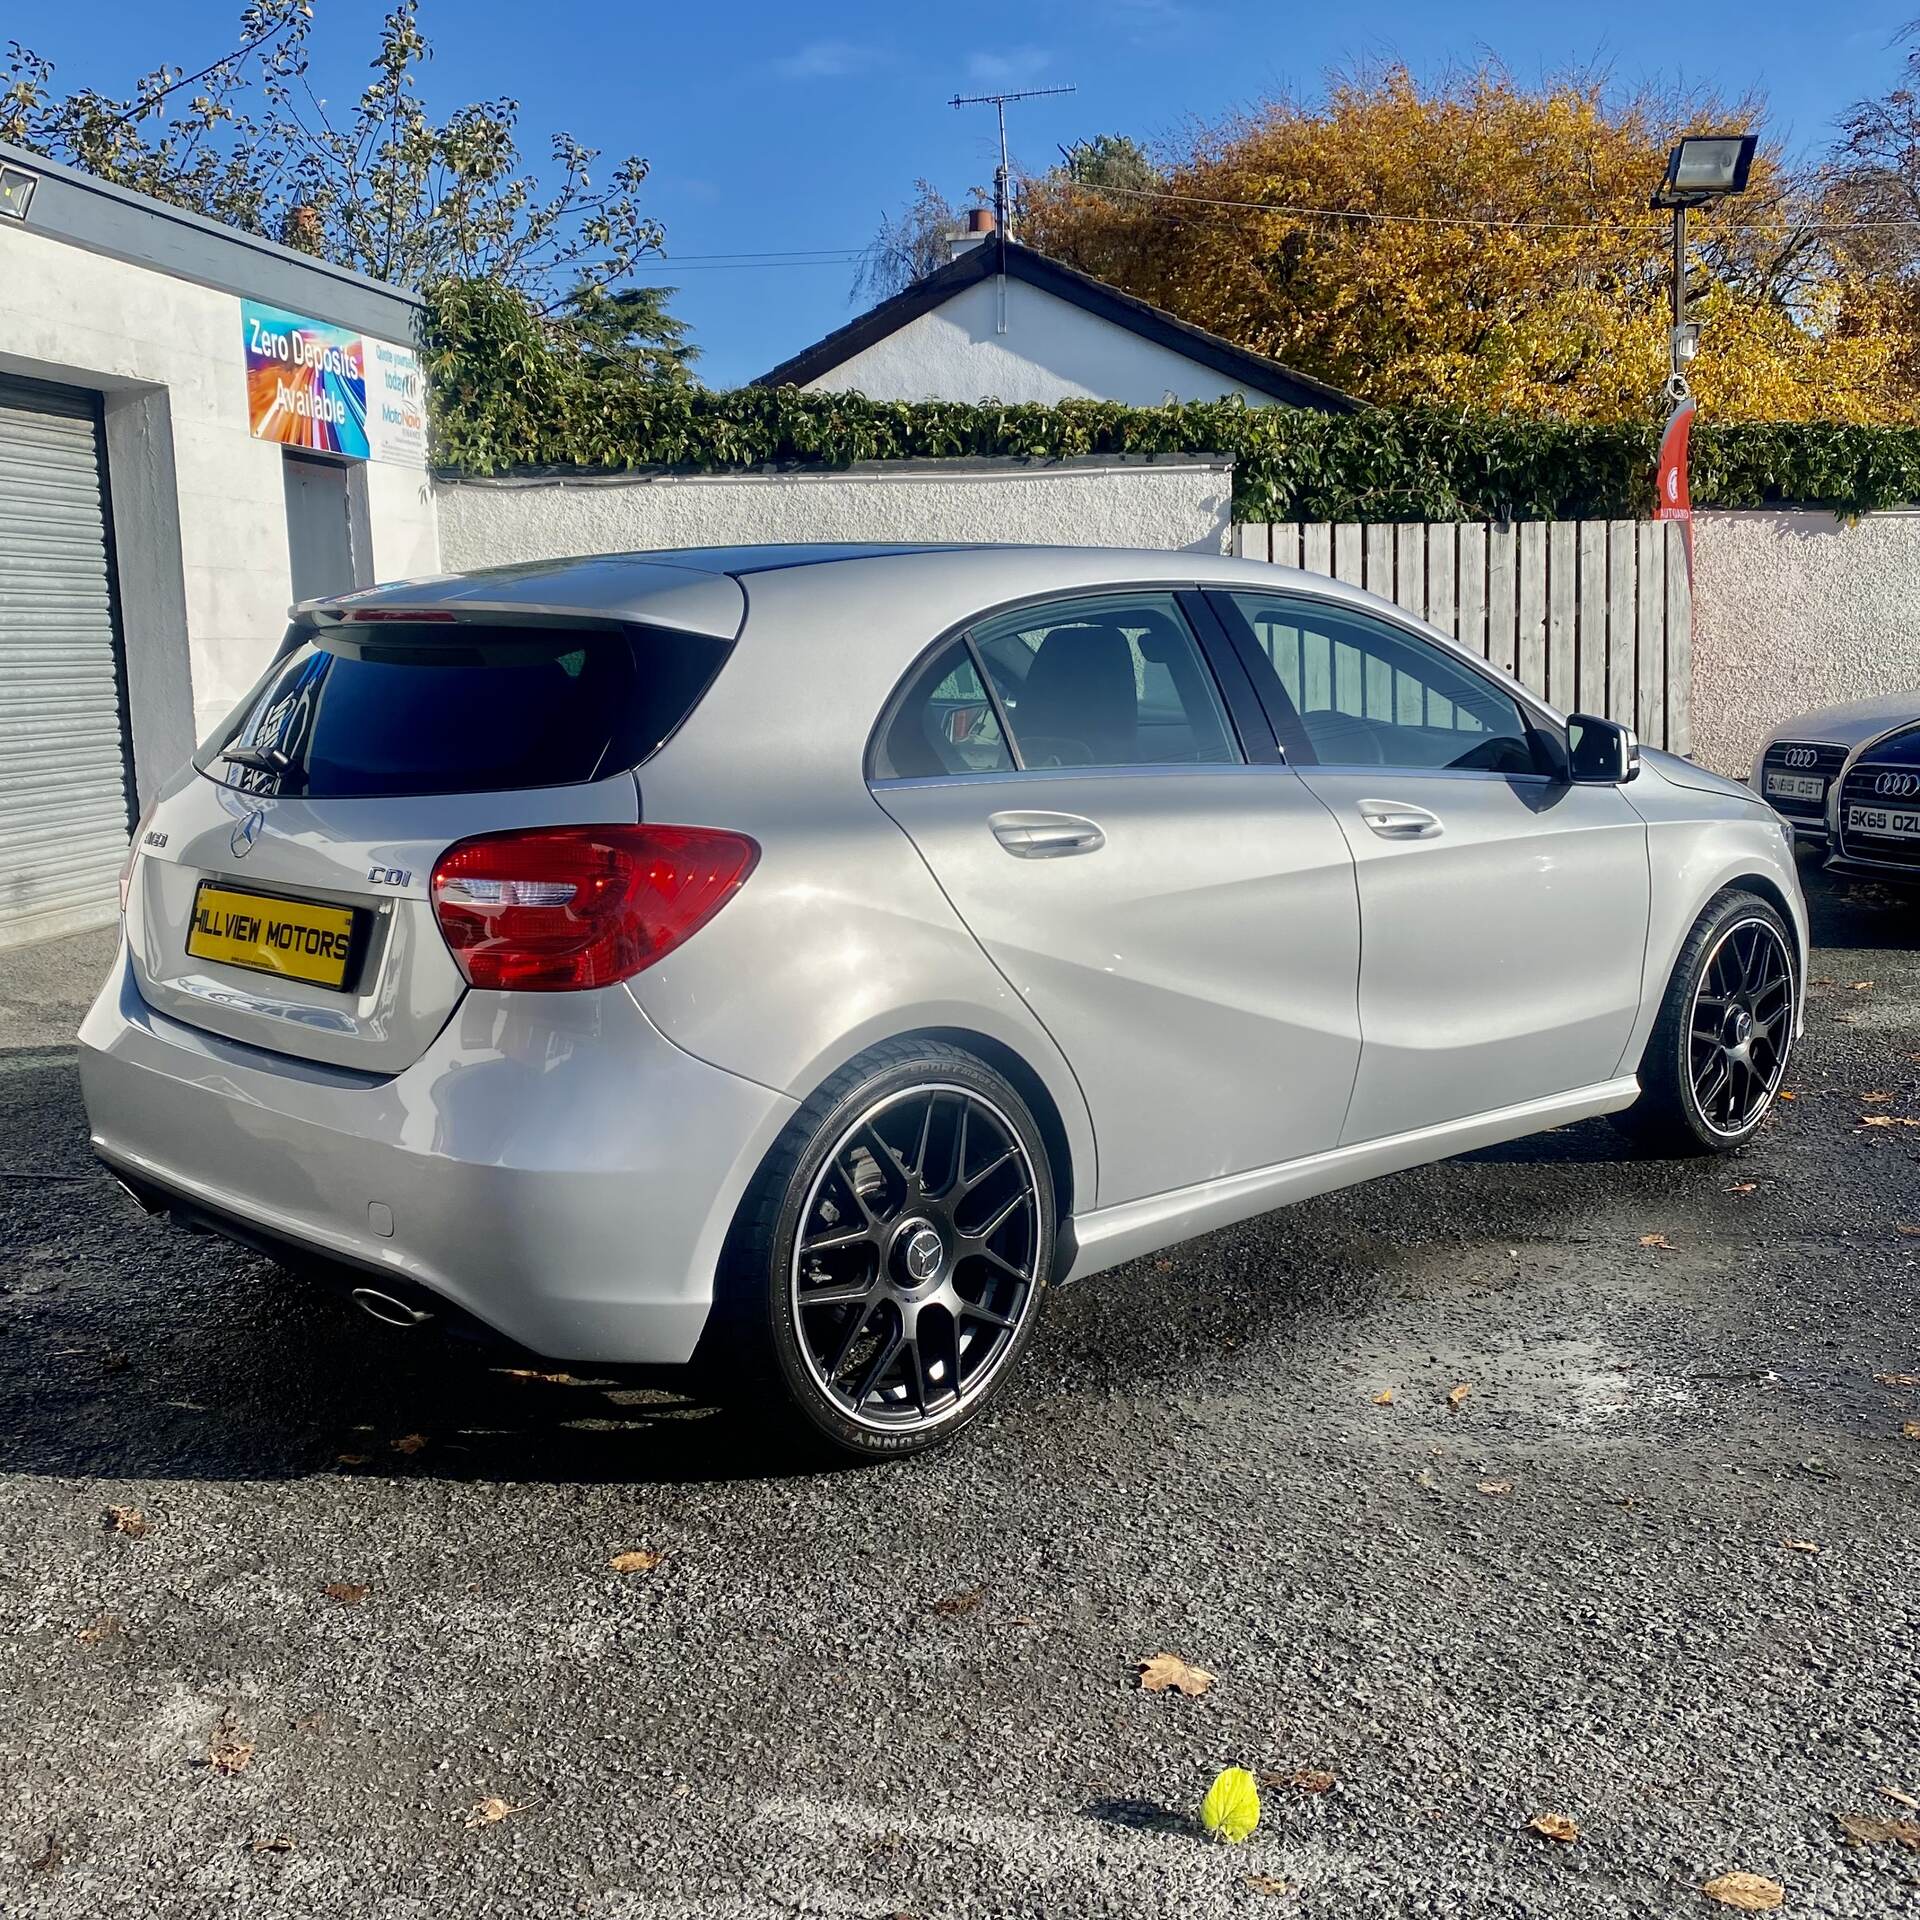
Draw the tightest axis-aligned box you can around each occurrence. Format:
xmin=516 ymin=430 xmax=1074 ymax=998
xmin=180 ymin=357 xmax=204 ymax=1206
xmin=1232 ymin=520 xmax=1691 ymax=753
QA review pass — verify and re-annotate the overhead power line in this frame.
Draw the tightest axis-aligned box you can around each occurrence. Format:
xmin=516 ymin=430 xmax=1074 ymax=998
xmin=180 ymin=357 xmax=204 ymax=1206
xmin=1065 ymin=176 xmax=1920 ymax=234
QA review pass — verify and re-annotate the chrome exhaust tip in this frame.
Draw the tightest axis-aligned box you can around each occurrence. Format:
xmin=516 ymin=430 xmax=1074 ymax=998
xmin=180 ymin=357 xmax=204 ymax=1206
xmin=351 ymin=1286 xmax=435 ymax=1330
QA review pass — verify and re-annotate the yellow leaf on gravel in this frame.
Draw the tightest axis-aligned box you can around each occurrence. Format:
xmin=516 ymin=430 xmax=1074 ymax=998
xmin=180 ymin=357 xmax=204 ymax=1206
xmin=1862 ymin=1090 xmax=1894 ymax=1103
xmin=1702 ymin=1870 xmax=1785 ymax=1911
xmin=1904 ymin=1423 xmax=1920 ymax=1441
xmin=1781 ymin=1540 xmax=1819 ymax=1555
xmin=103 ymin=1504 xmax=148 ymax=1537
xmin=1725 ymin=1183 xmax=1758 ymax=1195
xmin=76 ymin=1613 xmax=118 ymax=1645
xmin=1776 ymin=1089 xmax=1797 ymax=1101
xmin=1135 ymin=1652 xmax=1214 ymax=1696
xmin=1640 ymin=1232 xmax=1677 ymax=1250
xmin=1447 ymin=1383 xmax=1471 ymax=1409
xmin=1877 ymin=1785 xmax=1920 ymax=1811
xmin=1875 ymin=1373 xmax=1920 ymax=1387
xmin=1836 ymin=1811 xmax=1920 ymax=1850
xmin=1859 ymin=1114 xmax=1920 ymax=1129
xmin=1479 ymin=1479 xmax=1514 ymax=1497
xmin=321 ymin=1582 xmax=368 ymax=1605
xmin=1372 ymin=1388 xmax=1394 ymax=1405
xmin=608 ymin=1550 xmax=663 ymax=1574
xmin=1851 ymin=980 xmax=1874 ymax=991
xmin=1528 ymin=1811 xmax=1579 ymax=1844
xmin=1200 ymin=1767 xmax=1261 ymax=1844
xmin=1243 ymin=1875 xmax=1290 ymax=1897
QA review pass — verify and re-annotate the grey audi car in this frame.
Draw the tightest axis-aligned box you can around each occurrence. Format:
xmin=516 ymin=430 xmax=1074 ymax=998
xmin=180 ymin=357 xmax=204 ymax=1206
xmin=1750 ymin=692 xmax=1920 ymax=884
xmin=81 ymin=544 xmax=1807 ymax=1456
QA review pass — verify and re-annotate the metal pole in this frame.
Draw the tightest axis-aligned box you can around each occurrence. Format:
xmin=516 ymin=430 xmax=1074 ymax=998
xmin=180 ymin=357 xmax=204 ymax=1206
xmin=1670 ymin=204 xmax=1686 ymax=386
xmin=996 ymin=99 xmax=1011 ymax=242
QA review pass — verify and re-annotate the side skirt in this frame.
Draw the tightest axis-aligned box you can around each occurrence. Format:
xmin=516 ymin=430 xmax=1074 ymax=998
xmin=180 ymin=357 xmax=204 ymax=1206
xmin=1058 ymin=1076 xmax=1641 ymax=1283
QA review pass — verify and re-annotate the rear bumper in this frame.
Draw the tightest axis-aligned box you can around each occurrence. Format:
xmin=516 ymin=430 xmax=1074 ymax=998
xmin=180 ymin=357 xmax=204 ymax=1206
xmin=78 ymin=943 xmax=797 ymax=1364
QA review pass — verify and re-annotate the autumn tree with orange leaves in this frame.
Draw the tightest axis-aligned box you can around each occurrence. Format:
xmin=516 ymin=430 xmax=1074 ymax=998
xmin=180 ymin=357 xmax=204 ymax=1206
xmin=1018 ymin=66 xmax=1915 ymax=423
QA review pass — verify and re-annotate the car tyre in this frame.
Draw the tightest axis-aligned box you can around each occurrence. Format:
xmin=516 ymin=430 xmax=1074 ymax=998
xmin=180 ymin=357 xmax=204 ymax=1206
xmin=716 ymin=1040 xmax=1055 ymax=1460
xmin=1616 ymin=887 xmax=1797 ymax=1156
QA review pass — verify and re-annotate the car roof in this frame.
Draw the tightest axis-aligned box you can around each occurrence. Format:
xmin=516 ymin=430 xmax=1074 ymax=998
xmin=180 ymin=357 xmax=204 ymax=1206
xmin=300 ymin=543 xmax=1555 ymax=717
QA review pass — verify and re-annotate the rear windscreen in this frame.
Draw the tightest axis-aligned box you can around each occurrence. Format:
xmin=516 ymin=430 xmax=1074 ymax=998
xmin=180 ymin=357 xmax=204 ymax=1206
xmin=197 ymin=620 xmax=728 ymax=799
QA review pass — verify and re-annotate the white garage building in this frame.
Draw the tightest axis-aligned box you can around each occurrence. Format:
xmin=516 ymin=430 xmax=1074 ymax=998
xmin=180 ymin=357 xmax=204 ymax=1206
xmin=0 ymin=140 xmax=440 ymax=946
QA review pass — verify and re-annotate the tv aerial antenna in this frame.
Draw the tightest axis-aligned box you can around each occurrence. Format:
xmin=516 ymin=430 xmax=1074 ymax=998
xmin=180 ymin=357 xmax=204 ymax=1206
xmin=948 ymin=83 xmax=1075 ymax=243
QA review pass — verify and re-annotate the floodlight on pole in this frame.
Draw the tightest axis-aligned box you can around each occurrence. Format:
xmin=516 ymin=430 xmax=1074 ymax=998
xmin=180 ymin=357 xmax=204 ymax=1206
xmin=1650 ymin=132 xmax=1758 ymax=399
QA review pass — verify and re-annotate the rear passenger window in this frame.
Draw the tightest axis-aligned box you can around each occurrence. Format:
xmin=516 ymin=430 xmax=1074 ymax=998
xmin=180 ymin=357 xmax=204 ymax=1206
xmin=872 ymin=640 xmax=1014 ymax=779
xmin=971 ymin=592 xmax=1240 ymax=770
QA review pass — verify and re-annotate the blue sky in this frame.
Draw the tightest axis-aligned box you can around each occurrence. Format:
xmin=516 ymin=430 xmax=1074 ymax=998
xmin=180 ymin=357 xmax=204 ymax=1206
xmin=15 ymin=1 xmax=1911 ymax=384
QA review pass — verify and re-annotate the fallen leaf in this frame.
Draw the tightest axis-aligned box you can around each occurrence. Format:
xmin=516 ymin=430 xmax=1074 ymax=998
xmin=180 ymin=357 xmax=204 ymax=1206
xmin=1781 ymin=1539 xmax=1820 ymax=1554
xmin=1640 ymin=1232 xmax=1677 ymax=1251
xmin=1478 ymin=1479 xmax=1514 ymax=1497
xmin=206 ymin=1721 xmax=254 ymax=1776
xmin=1702 ymin=1870 xmax=1785 ymax=1911
xmin=1243 ymin=1875 xmax=1290 ymax=1897
xmin=1529 ymin=1811 xmax=1580 ymax=1844
xmin=1903 ymin=1422 xmax=1920 ymax=1441
xmin=1878 ymin=1785 xmax=1920 ymax=1811
xmin=1777 ymin=1089 xmax=1797 ymax=1101
xmin=999 ymin=1613 xmax=1040 ymax=1628
xmin=334 ymin=1453 xmax=371 ymax=1468
xmin=1896 ymin=1225 xmax=1920 ymax=1237
xmin=28 ymin=1835 xmax=61 ymax=1874
xmin=1725 ymin=1182 xmax=1759 ymax=1195
xmin=1371 ymin=1388 xmax=1394 ymax=1405
xmin=321 ymin=1582 xmax=368 ymax=1605
xmin=103 ymin=1504 xmax=148 ymax=1537
xmin=1259 ymin=1767 xmax=1337 ymax=1794
xmin=1135 ymin=1652 xmax=1214 ymax=1697
xmin=250 ymin=1836 xmax=294 ymax=1854
xmin=1875 ymin=1373 xmax=1920 ymax=1387
xmin=608 ymin=1549 xmax=663 ymax=1575
xmin=1200 ymin=1766 xmax=1261 ymax=1844
xmin=1447 ymin=1383 xmax=1471 ymax=1409
xmin=1836 ymin=1811 xmax=1920 ymax=1851
xmin=1852 ymin=980 xmax=1874 ymax=991
xmin=1859 ymin=1114 xmax=1920 ymax=1129
xmin=929 ymin=1585 xmax=986 ymax=1616
xmin=464 ymin=1796 xmax=524 ymax=1828
xmin=1862 ymin=1090 xmax=1895 ymax=1103
xmin=391 ymin=1433 xmax=428 ymax=1455
xmin=76 ymin=1612 xmax=119 ymax=1645
xmin=501 ymin=1368 xmax=574 ymax=1384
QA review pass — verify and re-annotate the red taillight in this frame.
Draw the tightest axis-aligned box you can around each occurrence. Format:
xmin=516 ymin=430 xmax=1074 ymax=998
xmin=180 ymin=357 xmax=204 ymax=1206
xmin=429 ymin=824 xmax=758 ymax=992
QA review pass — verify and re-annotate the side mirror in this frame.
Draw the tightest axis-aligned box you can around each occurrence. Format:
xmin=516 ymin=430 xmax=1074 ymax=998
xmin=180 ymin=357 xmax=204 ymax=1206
xmin=1566 ymin=714 xmax=1640 ymax=785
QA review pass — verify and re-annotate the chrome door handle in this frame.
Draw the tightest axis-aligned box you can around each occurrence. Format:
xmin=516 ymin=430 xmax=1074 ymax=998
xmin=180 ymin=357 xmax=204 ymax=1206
xmin=1358 ymin=800 xmax=1443 ymax=840
xmin=989 ymin=810 xmax=1106 ymax=858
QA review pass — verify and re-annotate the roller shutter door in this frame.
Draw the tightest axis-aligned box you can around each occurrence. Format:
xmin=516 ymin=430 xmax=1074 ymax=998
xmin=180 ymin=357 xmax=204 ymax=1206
xmin=0 ymin=377 xmax=133 ymax=945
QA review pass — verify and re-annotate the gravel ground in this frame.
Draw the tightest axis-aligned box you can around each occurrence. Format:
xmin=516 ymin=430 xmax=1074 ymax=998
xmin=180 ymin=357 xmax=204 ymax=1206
xmin=1 ymin=865 xmax=1917 ymax=1920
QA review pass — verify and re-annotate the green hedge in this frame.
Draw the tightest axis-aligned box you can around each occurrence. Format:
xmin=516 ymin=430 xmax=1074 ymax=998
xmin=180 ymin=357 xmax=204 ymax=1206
xmin=424 ymin=280 xmax=1920 ymax=522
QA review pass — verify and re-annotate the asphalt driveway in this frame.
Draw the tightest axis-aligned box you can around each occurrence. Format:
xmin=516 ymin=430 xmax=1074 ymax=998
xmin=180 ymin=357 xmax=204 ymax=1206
xmin=1 ymin=867 xmax=1917 ymax=1919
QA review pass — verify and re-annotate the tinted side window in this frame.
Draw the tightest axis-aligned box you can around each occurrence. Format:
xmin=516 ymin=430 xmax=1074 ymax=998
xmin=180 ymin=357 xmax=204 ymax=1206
xmin=970 ymin=592 xmax=1240 ymax=770
xmin=1220 ymin=593 xmax=1536 ymax=775
xmin=872 ymin=640 xmax=1014 ymax=779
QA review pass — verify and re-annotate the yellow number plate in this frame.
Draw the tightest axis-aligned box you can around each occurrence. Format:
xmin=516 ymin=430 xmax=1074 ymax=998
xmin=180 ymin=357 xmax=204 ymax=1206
xmin=186 ymin=883 xmax=360 ymax=990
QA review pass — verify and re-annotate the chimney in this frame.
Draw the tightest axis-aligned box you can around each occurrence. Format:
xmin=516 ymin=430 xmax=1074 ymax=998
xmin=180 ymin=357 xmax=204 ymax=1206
xmin=949 ymin=206 xmax=997 ymax=260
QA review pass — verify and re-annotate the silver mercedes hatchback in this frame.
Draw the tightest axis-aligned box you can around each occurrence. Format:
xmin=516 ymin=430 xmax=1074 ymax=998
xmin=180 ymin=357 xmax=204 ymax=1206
xmin=81 ymin=544 xmax=1807 ymax=1456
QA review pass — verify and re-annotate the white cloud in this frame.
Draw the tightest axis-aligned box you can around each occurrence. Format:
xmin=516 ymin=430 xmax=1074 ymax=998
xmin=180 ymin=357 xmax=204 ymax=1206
xmin=774 ymin=39 xmax=891 ymax=80
xmin=965 ymin=46 xmax=1053 ymax=86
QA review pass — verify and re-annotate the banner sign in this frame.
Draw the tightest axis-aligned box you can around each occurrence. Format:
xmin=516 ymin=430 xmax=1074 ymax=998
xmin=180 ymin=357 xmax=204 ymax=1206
xmin=242 ymin=301 xmax=425 ymax=465
xmin=1653 ymin=393 xmax=1695 ymax=574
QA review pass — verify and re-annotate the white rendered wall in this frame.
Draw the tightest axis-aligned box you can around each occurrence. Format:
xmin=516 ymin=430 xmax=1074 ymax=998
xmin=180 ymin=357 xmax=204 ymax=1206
xmin=0 ymin=221 xmax=437 ymax=755
xmin=801 ymin=276 xmax=1278 ymax=407
xmin=1689 ymin=510 xmax=1920 ymax=775
xmin=435 ymin=460 xmax=1235 ymax=571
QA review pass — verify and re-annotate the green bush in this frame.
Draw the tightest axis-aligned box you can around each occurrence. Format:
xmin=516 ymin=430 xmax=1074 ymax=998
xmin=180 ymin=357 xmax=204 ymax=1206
xmin=423 ymin=278 xmax=1920 ymax=522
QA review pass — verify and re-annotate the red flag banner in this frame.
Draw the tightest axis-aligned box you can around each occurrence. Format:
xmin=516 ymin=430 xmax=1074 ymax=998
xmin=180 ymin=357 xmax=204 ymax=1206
xmin=1654 ymin=395 xmax=1695 ymax=574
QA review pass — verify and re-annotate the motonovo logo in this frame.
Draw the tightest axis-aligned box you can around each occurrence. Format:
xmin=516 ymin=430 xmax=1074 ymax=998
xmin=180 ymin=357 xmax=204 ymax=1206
xmin=1780 ymin=746 xmax=1819 ymax=769
xmin=1872 ymin=770 xmax=1920 ymax=799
